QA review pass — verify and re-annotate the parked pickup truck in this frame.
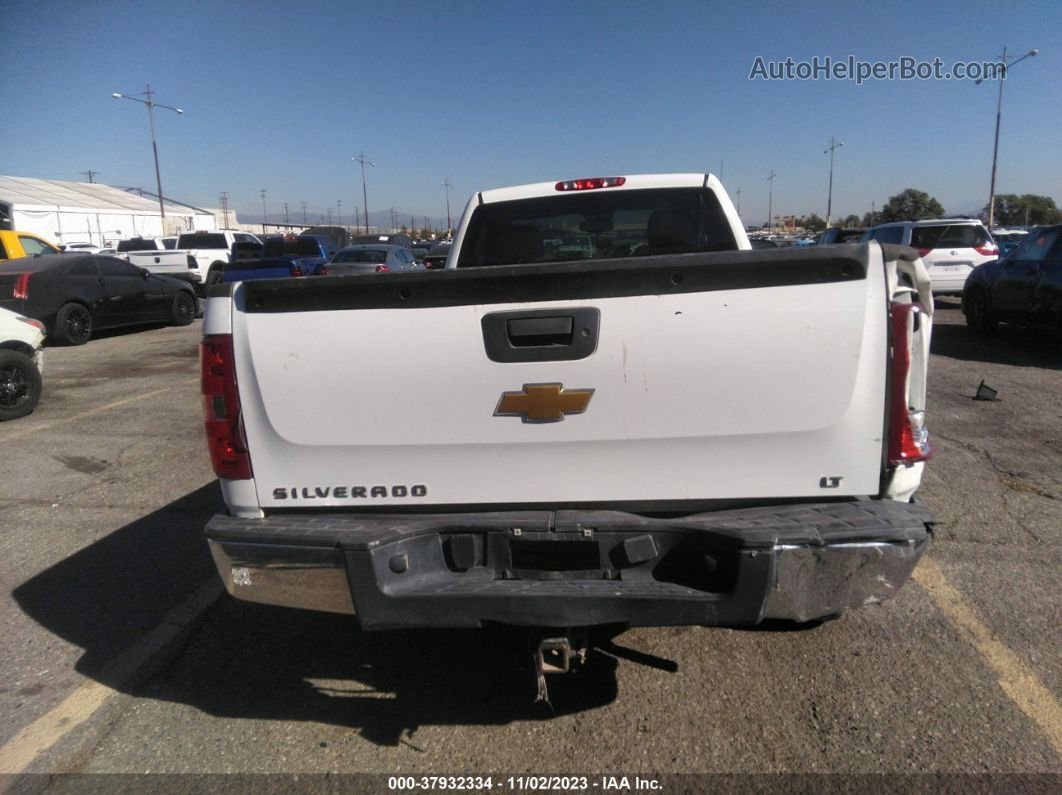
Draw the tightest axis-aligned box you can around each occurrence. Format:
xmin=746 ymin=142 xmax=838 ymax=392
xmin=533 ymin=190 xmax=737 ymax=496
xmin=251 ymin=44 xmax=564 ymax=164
xmin=129 ymin=230 xmax=261 ymax=291
xmin=222 ymin=234 xmax=334 ymax=283
xmin=263 ymin=234 xmax=336 ymax=260
xmin=200 ymin=174 xmax=933 ymax=687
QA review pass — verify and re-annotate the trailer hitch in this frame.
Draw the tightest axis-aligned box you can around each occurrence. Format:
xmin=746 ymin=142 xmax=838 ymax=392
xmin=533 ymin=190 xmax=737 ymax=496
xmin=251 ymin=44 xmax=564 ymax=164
xmin=533 ymin=629 xmax=589 ymax=706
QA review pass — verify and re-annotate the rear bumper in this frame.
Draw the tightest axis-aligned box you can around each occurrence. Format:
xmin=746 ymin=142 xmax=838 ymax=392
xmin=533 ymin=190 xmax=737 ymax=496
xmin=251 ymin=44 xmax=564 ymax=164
xmin=149 ymin=270 xmax=202 ymax=285
xmin=927 ymin=265 xmax=974 ymax=295
xmin=205 ymin=500 xmax=932 ymax=629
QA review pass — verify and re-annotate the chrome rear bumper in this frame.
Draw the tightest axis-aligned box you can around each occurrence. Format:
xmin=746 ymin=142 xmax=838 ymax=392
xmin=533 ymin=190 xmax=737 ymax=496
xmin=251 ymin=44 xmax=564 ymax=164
xmin=206 ymin=501 xmax=932 ymax=628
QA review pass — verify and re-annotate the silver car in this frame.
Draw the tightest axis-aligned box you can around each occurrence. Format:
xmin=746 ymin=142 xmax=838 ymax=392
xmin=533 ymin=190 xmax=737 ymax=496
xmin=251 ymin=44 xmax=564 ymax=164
xmin=328 ymin=244 xmax=420 ymax=275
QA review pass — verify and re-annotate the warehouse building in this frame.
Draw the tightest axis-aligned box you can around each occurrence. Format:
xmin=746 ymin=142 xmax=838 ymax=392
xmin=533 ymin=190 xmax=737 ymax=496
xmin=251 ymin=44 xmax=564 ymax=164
xmin=0 ymin=175 xmax=217 ymax=248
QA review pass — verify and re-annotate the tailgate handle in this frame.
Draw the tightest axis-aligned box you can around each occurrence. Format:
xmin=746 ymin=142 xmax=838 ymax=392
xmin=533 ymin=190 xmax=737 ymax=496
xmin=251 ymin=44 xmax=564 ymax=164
xmin=506 ymin=315 xmax=574 ymax=346
xmin=482 ymin=308 xmax=599 ymax=363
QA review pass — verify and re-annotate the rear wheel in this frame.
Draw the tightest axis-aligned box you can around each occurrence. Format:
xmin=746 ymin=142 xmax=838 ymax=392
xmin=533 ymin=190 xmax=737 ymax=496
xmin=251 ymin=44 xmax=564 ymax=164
xmin=0 ymin=350 xmax=43 ymax=421
xmin=171 ymin=291 xmax=196 ymax=326
xmin=205 ymin=267 xmax=224 ymax=288
xmin=53 ymin=302 xmax=93 ymax=345
xmin=964 ymin=287 xmax=997 ymax=334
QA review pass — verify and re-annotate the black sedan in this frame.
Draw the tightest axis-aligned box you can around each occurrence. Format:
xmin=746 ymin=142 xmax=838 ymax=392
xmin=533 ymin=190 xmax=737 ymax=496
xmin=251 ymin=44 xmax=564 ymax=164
xmin=962 ymin=224 xmax=1062 ymax=333
xmin=0 ymin=254 xmax=198 ymax=345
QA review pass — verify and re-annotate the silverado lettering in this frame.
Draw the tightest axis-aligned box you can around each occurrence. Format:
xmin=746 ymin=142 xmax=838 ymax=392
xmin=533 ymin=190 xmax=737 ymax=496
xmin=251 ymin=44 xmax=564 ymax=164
xmin=272 ymin=485 xmax=428 ymax=500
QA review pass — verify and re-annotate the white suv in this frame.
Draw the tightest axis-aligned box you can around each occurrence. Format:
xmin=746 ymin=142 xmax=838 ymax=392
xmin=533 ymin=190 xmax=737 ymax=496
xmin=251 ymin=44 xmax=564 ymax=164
xmin=861 ymin=219 xmax=998 ymax=295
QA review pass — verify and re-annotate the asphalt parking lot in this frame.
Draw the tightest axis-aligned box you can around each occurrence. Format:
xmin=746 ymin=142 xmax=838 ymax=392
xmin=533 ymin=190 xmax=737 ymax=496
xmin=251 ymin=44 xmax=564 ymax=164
xmin=0 ymin=301 xmax=1058 ymax=792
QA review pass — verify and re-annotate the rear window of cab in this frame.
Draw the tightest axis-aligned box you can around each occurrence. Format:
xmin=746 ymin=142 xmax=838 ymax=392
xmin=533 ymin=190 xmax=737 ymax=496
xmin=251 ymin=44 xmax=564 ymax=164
xmin=911 ymin=225 xmax=990 ymax=250
xmin=456 ymin=187 xmax=737 ymax=268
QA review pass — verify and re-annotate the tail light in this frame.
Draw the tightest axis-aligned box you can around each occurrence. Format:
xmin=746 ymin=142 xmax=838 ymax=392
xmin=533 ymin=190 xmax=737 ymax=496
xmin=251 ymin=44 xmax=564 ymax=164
xmin=914 ymin=247 xmax=931 ymax=258
xmin=18 ymin=316 xmax=45 ymax=332
xmin=318 ymin=264 xmax=329 ymax=275
xmin=200 ymin=335 xmax=253 ymax=480
xmin=375 ymin=265 xmax=390 ymax=273
xmin=888 ymin=303 xmax=931 ymax=467
xmin=555 ymin=177 xmax=627 ymax=191
xmin=292 ymin=264 xmax=303 ymax=277
xmin=187 ymin=255 xmax=198 ymax=269
xmin=13 ymin=273 xmax=30 ymax=299
xmin=975 ymin=242 xmax=998 ymax=257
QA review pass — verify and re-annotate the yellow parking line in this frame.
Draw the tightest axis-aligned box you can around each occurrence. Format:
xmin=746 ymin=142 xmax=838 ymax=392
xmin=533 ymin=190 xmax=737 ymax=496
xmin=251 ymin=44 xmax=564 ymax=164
xmin=0 ymin=578 xmax=222 ymax=778
xmin=913 ymin=557 xmax=1062 ymax=756
xmin=0 ymin=681 xmax=115 ymax=776
xmin=1 ymin=377 xmax=200 ymax=442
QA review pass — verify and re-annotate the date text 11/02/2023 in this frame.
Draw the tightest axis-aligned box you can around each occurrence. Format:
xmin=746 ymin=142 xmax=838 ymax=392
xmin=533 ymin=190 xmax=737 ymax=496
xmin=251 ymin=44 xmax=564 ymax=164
xmin=387 ymin=776 xmax=662 ymax=791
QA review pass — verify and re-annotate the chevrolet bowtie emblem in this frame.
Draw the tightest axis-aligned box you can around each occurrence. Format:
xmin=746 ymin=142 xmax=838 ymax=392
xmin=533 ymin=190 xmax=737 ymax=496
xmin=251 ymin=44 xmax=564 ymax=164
xmin=494 ymin=383 xmax=594 ymax=423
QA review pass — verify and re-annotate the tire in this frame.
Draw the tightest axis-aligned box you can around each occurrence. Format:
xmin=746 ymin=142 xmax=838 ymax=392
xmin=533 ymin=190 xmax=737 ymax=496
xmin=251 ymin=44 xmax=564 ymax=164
xmin=205 ymin=267 xmax=224 ymax=288
xmin=171 ymin=291 xmax=197 ymax=326
xmin=964 ymin=286 xmax=997 ymax=334
xmin=0 ymin=350 xmax=43 ymax=421
xmin=53 ymin=302 xmax=93 ymax=346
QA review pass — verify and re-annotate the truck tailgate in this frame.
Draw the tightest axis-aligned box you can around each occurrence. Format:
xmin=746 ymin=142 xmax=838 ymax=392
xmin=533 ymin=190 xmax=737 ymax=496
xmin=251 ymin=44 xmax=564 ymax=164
xmin=225 ymin=246 xmax=888 ymax=510
xmin=128 ymin=250 xmax=191 ymax=278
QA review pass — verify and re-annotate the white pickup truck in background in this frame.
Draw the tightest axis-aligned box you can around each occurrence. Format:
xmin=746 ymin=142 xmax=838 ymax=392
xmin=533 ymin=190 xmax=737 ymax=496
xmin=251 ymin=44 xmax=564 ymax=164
xmin=199 ymin=174 xmax=934 ymax=687
xmin=129 ymin=230 xmax=261 ymax=292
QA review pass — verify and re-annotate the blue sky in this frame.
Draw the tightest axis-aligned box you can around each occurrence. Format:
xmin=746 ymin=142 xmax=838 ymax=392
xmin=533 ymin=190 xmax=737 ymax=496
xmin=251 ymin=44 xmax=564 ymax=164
xmin=3 ymin=0 xmax=1059 ymax=229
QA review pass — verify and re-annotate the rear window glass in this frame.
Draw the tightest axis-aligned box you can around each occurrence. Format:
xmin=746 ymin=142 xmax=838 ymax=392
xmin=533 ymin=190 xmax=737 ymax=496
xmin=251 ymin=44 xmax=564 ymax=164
xmin=117 ymin=238 xmax=154 ymax=252
xmin=263 ymin=237 xmax=332 ymax=257
xmin=832 ymin=229 xmax=865 ymax=243
xmin=334 ymin=249 xmax=388 ymax=263
xmin=911 ymin=224 xmax=989 ymax=249
xmin=455 ymin=187 xmax=738 ymax=268
xmin=868 ymin=227 xmax=904 ymax=245
xmin=177 ymin=233 xmax=228 ymax=249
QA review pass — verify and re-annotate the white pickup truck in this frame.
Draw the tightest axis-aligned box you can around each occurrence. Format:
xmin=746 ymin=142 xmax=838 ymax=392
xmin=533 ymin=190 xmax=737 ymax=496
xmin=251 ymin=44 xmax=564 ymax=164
xmin=200 ymin=174 xmax=933 ymax=681
xmin=130 ymin=230 xmax=261 ymax=292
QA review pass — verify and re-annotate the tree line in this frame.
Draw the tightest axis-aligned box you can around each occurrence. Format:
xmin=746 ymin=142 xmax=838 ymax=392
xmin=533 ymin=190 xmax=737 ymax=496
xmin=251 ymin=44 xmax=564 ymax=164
xmin=833 ymin=188 xmax=1060 ymax=228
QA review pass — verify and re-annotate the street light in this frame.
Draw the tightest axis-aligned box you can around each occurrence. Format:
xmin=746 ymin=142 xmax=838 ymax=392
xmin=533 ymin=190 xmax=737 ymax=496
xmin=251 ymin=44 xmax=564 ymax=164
xmin=352 ymin=153 xmax=375 ymax=233
xmin=111 ymin=85 xmax=183 ymax=226
xmin=766 ymin=170 xmax=777 ymax=234
xmin=441 ymin=178 xmax=453 ymax=237
xmin=824 ymin=137 xmax=844 ymax=228
xmin=976 ymin=47 xmax=1038 ymax=228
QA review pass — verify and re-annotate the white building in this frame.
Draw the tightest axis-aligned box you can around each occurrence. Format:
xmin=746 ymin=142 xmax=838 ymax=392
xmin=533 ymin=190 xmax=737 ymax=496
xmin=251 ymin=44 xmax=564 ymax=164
xmin=0 ymin=175 xmax=217 ymax=247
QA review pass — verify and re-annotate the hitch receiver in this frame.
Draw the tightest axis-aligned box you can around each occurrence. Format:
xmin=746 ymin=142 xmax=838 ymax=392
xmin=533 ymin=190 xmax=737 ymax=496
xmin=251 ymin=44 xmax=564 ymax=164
xmin=533 ymin=630 xmax=589 ymax=704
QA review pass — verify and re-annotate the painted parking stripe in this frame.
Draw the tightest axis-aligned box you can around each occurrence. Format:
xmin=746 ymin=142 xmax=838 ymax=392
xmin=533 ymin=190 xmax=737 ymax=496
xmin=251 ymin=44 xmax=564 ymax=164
xmin=2 ymin=377 xmax=199 ymax=443
xmin=914 ymin=557 xmax=1062 ymax=756
xmin=0 ymin=578 xmax=221 ymax=777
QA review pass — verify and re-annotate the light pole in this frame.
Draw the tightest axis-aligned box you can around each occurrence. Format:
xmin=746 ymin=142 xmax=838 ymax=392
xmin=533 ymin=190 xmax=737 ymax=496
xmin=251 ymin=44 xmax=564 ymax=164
xmin=260 ymin=189 xmax=267 ymax=235
xmin=442 ymin=178 xmax=453 ymax=237
xmin=766 ymin=170 xmax=777 ymax=234
xmin=111 ymin=85 xmax=183 ymax=225
xmin=977 ymin=47 xmax=1038 ymax=228
xmin=824 ymin=137 xmax=844 ymax=228
xmin=352 ymin=153 xmax=375 ymax=233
